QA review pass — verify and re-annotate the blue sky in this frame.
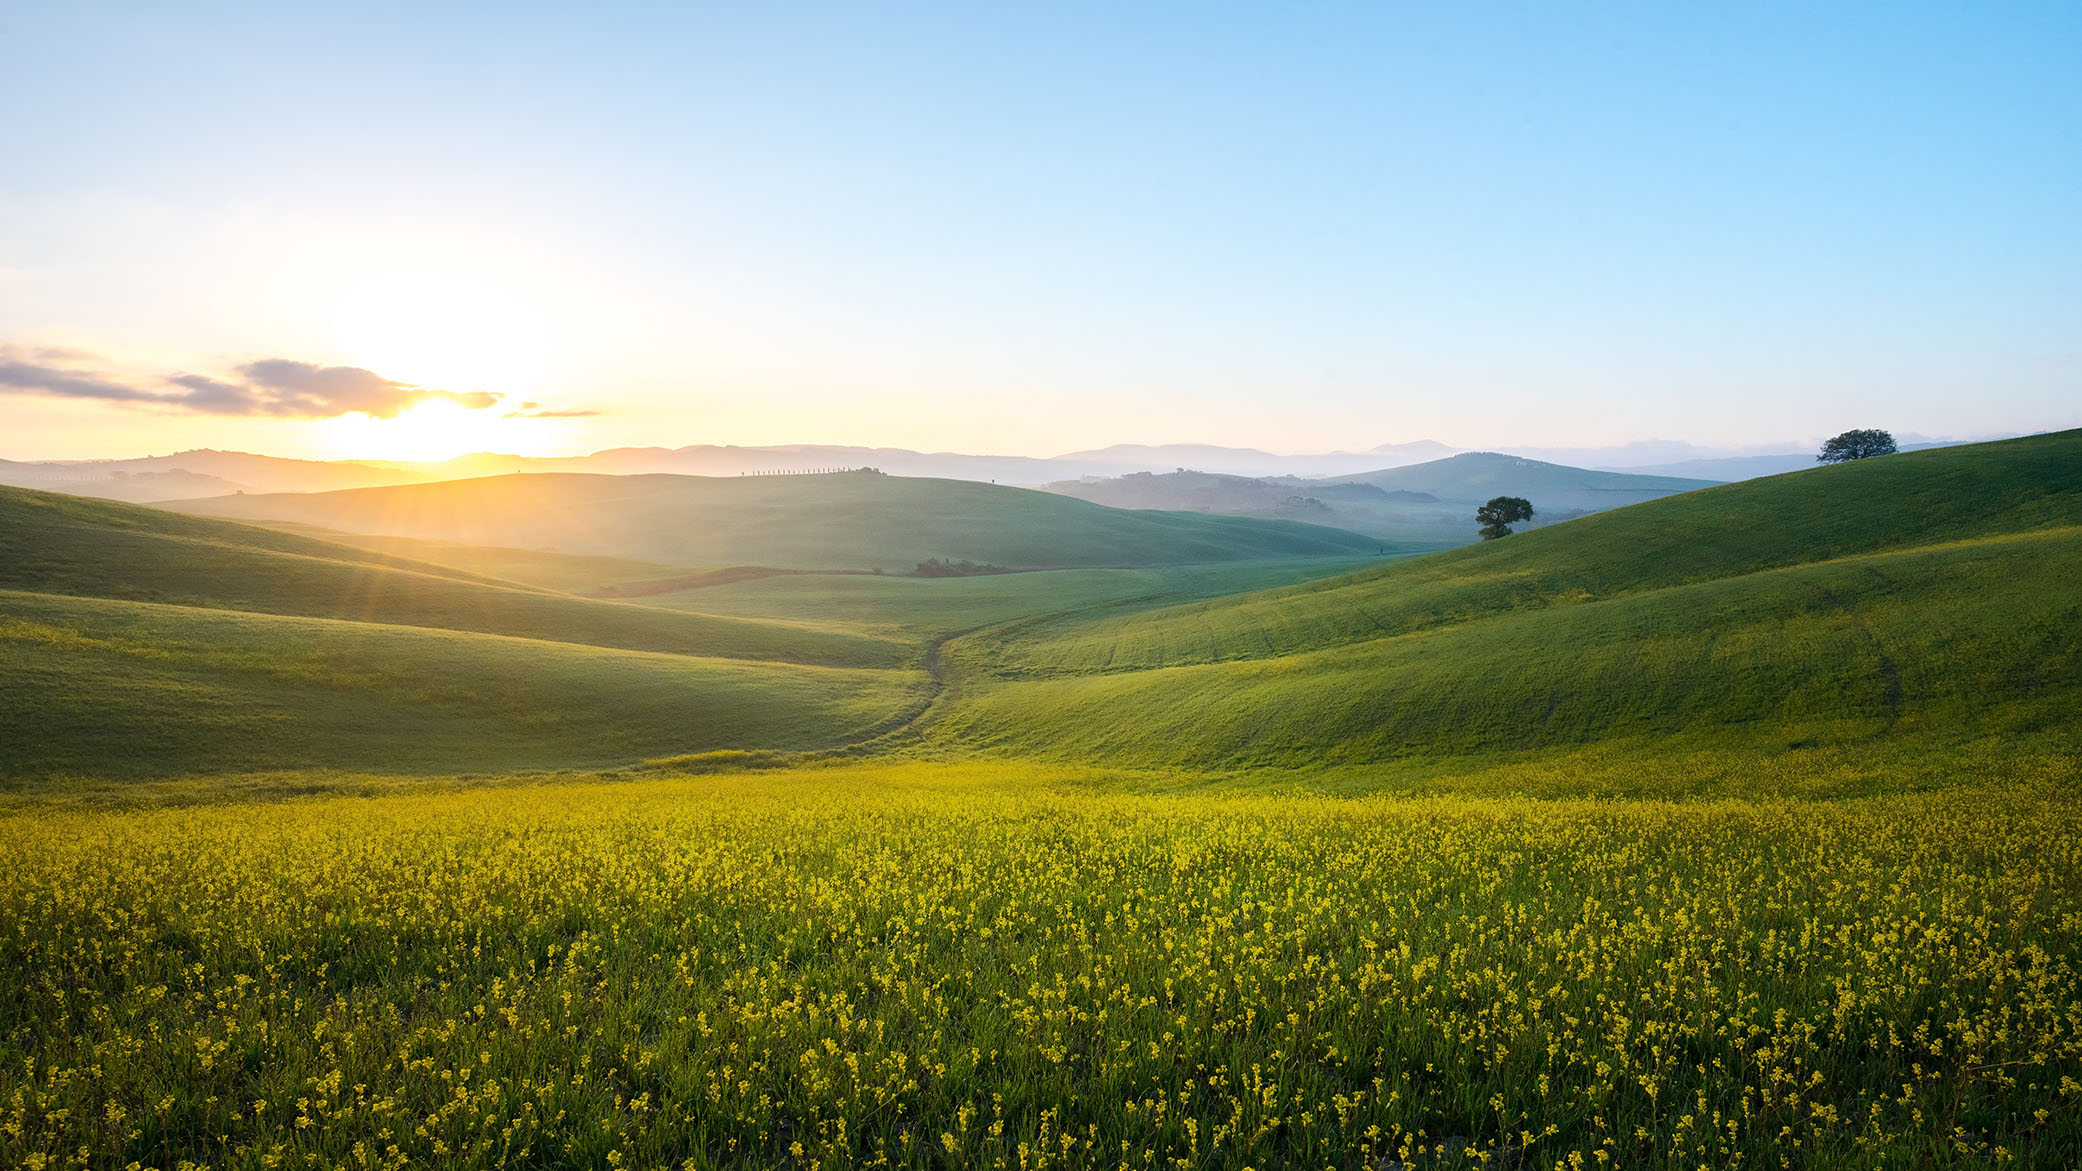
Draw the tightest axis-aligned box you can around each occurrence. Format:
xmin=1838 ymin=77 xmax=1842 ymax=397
xmin=2 ymin=1 xmax=2077 ymax=459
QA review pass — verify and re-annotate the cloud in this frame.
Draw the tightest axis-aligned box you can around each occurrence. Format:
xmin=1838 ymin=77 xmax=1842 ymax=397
xmin=165 ymin=372 xmax=265 ymax=415
xmin=0 ymin=354 xmax=165 ymax=403
xmin=236 ymin=359 xmax=500 ymax=418
xmin=0 ymin=344 xmax=511 ymax=419
xmin=504 ymin=401 xmax=603 ymax=418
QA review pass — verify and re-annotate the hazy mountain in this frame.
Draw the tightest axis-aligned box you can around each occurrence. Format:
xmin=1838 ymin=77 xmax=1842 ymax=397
xmin=1329 ymin=452 xmax=1718 ymax=514
xmin=0 ymin=450 xmax=428 ymax=501
xmin=1040 ymin=470 xmax=1445 ymax=544
xmin=1052 ymin=441 xmax=1454 ymax=478
xmin=407 ymin=445 xmax=1091 ymax=484
xmin=17 ymin=436 xmax=1901 ymax=505
xmin=1042 ymin=453 xmax=1717 ymax=545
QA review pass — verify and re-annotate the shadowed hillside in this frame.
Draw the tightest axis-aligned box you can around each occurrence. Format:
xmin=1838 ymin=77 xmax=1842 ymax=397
xmin=164 ymin=471 xmax=1385 ymax=569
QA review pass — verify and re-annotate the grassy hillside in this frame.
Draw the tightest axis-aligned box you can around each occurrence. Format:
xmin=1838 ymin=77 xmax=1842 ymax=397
xmin=0 ymin=485 xmax=906 ymax=668
xmin=972 ymin=430 xmax=2082 ymax=675
xmin=0 ymin=590 xmax=925 ymax=779
xmin=932 ymin=524 xmax=2080 ymax=767
xmin=238 ymin=524 xmax=692 ymax=593
xmin=166 ymin=470 xmax=1385 ymax=569
xmin=931 ymin=432 xmax=2082 ymax=768
xmin=8 ymin=432 xmax=2076 ymax=783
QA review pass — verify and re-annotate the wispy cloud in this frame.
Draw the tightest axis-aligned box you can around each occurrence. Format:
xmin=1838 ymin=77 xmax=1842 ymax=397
xmin=0 ymin=355 xmax=164 ymax=403
xmin=0 ymin=345 xmax=512 ymax=419
xmin=504 ymin=400 xmax=603 ymax=419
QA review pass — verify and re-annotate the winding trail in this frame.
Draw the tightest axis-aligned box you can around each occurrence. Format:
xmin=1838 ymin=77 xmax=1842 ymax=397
xmin=828 ymin=625 xmax=983 ymax=754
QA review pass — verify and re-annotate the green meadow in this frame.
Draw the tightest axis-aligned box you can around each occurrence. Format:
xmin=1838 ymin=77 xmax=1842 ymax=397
xmin=2 ymin=433 xmax=2079 ymax=1168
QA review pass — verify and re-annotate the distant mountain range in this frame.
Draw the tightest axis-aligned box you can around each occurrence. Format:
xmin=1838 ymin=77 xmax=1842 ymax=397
xmin=1045 ymin=453 xmax=1719 ymax=545
xmin=0 ymin=450 xmax=429 ymax=502
xmin=1050 ymin=441 xmax=1456 ymax=478
xmin=0 ymin=442 xmax=1457 ymax=502
xmin=0 ymin=434 xmax=2005 ymax=504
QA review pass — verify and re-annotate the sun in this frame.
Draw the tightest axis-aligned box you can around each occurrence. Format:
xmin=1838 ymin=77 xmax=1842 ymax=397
xmin=329 ymin=270 xmax=554 ymax=399
xmin=322 ymin=399 xmax=511 ymax=463
xmin=316 ymin=268 xmax=588 ymax=461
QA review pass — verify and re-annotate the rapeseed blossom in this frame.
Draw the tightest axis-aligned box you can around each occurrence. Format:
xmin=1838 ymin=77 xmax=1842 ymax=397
xmin=0 ymin=764 xmax=2076 ymax=1168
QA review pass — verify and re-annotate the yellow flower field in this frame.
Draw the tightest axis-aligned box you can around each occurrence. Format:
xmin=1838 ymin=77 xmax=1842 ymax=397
xmin=2 ymin=764 xmax=2078 ymax=1169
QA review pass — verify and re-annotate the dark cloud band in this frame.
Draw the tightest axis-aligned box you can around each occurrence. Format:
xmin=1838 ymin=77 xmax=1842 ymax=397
xmin=0 ymin=346 xmax=523 ymax=419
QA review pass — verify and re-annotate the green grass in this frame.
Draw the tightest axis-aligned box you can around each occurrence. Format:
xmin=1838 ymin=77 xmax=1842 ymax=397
xmin=166 ymin=470 xmax=1386 ymax=569
xmin=929 ymin=525 xmax=2081 ymax=768
xmin=650 ymin=558 xmax=1381 ymax=643
xmin=236 ymin=523 xmax=692 ymax=593
xmin=0 ymin=590 xmax=926 ymax=780
xmin=0 ymin=485 xmax=908 ymax=668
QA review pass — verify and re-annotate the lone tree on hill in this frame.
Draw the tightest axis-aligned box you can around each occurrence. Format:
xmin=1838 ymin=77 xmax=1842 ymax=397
xmin=1818 ymin=429 xmax=1897 ymax=463
xmin=1476 ymin=495 xmax=1533 ymax=540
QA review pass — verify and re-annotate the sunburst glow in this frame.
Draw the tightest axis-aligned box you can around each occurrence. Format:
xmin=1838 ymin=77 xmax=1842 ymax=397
xmin=321 ymin=399 xmax=542 ymax=463
xmin=329 ymin=271 xmax=553 ymax=400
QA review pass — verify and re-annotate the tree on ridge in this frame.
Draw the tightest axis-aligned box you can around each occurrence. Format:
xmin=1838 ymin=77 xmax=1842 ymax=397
xmin=1818 ymin=429 xmax=1898 ymax=463
xmin=1476 ymin=496 xmax=1533 ymax=540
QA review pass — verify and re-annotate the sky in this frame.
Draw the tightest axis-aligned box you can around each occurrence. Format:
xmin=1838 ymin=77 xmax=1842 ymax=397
xmin=2 ymin=1 xmax=2077 ymax=462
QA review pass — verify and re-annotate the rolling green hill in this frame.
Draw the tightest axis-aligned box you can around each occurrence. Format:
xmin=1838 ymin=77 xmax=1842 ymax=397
xmin=0 ymin=485 xmax=907 ymax=668
xmin=928 ymin=432 xmax=2082 ymax=769
xmin=0 ymin=484 xmax=935 ymax=778
xmin=165 ymin=471 xmax=1385 ymax=569
xmin=0 ymin=590 xmax=924 ymax=779
xmin=969 ymin=431 xmax=2082 ymax=675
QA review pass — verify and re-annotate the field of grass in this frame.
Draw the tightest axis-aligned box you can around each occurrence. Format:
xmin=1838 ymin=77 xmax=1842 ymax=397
xmin=3 ymin=763 xmax=2079 ymax=1171
xmin=238 ymin=524 xmax=692 ymax=594
xmin=929 ymin=525 xmax=2081 ymax=768
xmin=166 ymin=471 xmax=1387 ymax=570
xmin=651 ymin=559 xmax=1381 ymax=644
